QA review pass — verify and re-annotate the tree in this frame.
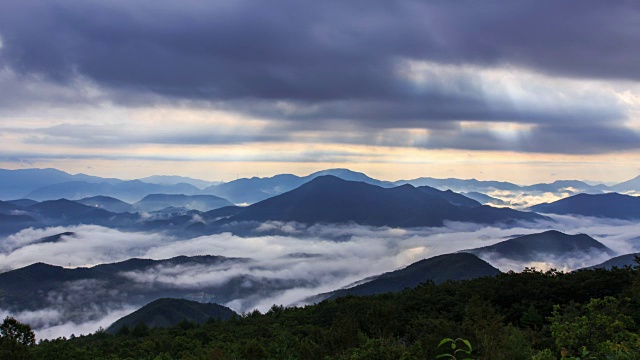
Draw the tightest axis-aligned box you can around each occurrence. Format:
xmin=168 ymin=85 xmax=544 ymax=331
xmin=0 ymin=316 xmax=35 ymax=346
xmin=0 ymin=316 xmax=36 ymax=360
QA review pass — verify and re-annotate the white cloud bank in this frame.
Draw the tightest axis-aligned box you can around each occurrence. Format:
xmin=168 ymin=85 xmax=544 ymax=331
xmin=1 ymin=215 xmax=639 ymax=339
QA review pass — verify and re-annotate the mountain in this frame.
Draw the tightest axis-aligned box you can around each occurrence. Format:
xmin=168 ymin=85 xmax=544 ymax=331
xmin=611 ymin=175 xmax=640 ymax=193
xmin=394 ymin=177 xmax=611 ymax=196
xmin=0 ymin=256 xmax=248 ymax=316
xmin=106 ymin=298 xmax=237 ymax=334
xmin=520 ymin=180 xmax=605 ymax=194
xmin=0 ymin=168 xmax=120 ymax=200
xmin=222 ymin=176 xmax=546 ymax=227
xmin=5 ymin=199 xmax=39 ymax=207
xmin=416 ymin=187 xmax=481 ymax=207
xmin=0 ymin=199 xmax=25 ymax=214
xmin=0 ymin=213 xmax=40 ymax=236
xmin=134 ymin=194 xmax=233 ymax=212
xmin=26 ymin=180 xmax=202 ymax=202
xmin=202 ymin=168 xmax=395 ymax=205
xmin=462 ymin=192 xmax=508 ymax=206
xmin=303 ymin=168 xmax=394 ymax=188
xmin=202 ymin=206 xmax=245 ymax=221
xmin=587 ymin=253 xmax=639 ymax=270
xmin=138 ymin=175 xmax=221 ymax=189
xmin=34 ymin=231 xmax=77 ymax=245
xmin=465 ymin=230 xmax=614 ymax=262
xmin=311 ymin=253 xmax=500 ymax=302
xmin=530 ymin=193 xmax=640 ymax=219
xmin=393 ymin=177 xmax=521 ymax=192
xmin=27 ymin=199 xmax=117 ymax=225
xmin=76 ymin=196 xmax=135 ymax=213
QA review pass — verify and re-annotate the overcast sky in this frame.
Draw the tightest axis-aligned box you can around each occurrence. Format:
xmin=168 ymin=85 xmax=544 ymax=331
xmin=0 ymin=0 xmax=639 ymax=183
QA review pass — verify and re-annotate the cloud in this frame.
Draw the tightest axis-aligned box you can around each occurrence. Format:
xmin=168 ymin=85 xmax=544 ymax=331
xmin=2 ymin=216 xmax=640 ymax=339
xmin=2 ymin=0 xmax=639 ymax=97
xmin=0 ymin=0 xmax=639 ymax=157
xmin=0 ymin=306 xmax=138 ymax=341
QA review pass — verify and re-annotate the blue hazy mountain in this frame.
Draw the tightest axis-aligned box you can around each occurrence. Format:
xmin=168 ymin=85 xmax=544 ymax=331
xmin=611 ymin=175 xmax=640 ymax=193
xmin=106 ymin=298 xmax=237 ymax=334
xmin=520 ymin=180 xmax=606 ymax=194
xmin=27 ymin=199 xmax=120 ymax=225
xmin=134 ymin=194 xmax=233 ymax=212
xmin=4 ymin=167 xmax=638 ymax=206
xmin=0 ymin=199 xmax=25 ymax=214
xmin=0 ymin=213 xmax=40 ymax=236
xmin=393 ymin=177 xmax=522 ymax=192
xmin=138 ymin=175 xmax=221 ymax=190
xmin=530 ymin=193 xmax=640 ymax=219
xmin=587 ymin=253 xmax=639 ymax=270
xmin=310 ymin=253 xmax=500 ymax=302
xmin=462 ymin=192 xmax=508 ymax=206
xmin=26 ymin=180 xmax=202 ymax=202
xmin=0 ymin=168 xmax=120 ymax=200
xmin=77 ymin=196 xmax=135 ymax=213
xmin=394 ymin=177 xmax=609 ymax=195
xmin=416 ymin=187 xmax=481 ymax=207
xmin=5 ymin=199 xmax=39 ymax=207
xmin=202 ymin=168 xmax=395 ymax=204
xmin=221 ymin=176 xmax=546 ymax=227
xmin=465 ymin=230 xmax=614 ymax=262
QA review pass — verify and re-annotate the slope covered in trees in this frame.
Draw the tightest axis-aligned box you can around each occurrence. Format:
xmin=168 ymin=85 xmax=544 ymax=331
xmin=6 ymin=263 xmax=640 ymax=359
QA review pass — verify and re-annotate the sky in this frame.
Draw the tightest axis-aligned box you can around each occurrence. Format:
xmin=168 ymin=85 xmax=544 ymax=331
xmin=0 ymin=0 xmax=639 ymax=184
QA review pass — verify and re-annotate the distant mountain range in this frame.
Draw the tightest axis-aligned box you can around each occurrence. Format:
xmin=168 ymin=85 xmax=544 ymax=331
xmin=3 ymin=167 xmax=639 ymax=205
xmin=465 ymin=230 xmax=615 ymax=263
xmin=201 ymin=168 xmax=395 ymax=204
xmin=0 ymin=168 xmax=120 ymax=200
xmin=133 ymin=194 xmax=233 ymax=213
xmin=216 ymin=176 xmax=547 ymax=228
xmin=77 ymin=196 xmax=136 ymax=213
xmin=106 ymin=298 xmax=237 ymax=334
xmin=25 ymin=180 xmax=203 ymax=203
xmin=0 ymin=176 xmax=551 ymax=237
xmin=138 ymin=175 xmax=221 ymax=189
xmin=4 ymin=175 xmax=640 ymax=241
xmin=530 ymin=193 xmax=640 ymax=219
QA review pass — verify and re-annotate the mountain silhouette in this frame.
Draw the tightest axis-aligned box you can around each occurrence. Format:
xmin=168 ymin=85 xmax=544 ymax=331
xmin=530 ymin=193 xmax=640 ymax=219
xmin=106 ymin=298 xmax=237 ymax=334
xmin=465 ymin=230 xmax=614 ymax=262
xmin=310 ymin=253 xmax=500 ymax=302
xmin=223 ymin=176 xmax=546 ymax=227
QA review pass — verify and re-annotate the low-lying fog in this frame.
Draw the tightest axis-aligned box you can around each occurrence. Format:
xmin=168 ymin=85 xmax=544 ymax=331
xmin=1 ymin=215 xmax=639 ymax=340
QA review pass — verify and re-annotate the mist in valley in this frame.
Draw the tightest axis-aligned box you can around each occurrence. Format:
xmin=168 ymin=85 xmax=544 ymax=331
xmin=1 ymin=214 xmax=638 ymax=339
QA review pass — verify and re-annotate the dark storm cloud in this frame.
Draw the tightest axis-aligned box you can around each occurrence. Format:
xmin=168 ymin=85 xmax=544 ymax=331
xmin=2 ymin=0 xmax=638 ymax=98
xmin=0 ymin=0 xmax=639 ymax=154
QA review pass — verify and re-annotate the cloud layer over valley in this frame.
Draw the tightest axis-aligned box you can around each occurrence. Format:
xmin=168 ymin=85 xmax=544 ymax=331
xmin=2 ymin=215 xmax=639 ymax=339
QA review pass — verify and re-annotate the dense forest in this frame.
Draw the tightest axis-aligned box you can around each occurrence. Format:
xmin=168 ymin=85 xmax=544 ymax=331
xmin=3 ymin=264 xmax=640 ymax=359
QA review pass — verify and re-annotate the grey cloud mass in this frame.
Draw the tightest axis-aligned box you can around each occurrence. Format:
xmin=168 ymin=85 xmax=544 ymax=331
xmin=0 ymin=0 xmax=639 ymax=154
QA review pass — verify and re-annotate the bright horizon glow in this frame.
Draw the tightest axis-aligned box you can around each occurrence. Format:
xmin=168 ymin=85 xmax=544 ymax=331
xmin=1 ymin=2 xmax=639 ymax=187
xmin=1 ymin=150 xmax=638 ymax=186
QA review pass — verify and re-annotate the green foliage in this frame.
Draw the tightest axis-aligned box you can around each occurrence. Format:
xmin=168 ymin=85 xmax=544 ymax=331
xmin=436 ymin=337 xmax=474 ymax=359
xmin=550 ymin=296 xmax=640 ymax=359
xmin=0 ymin=316 xmax=36 ymax=360
xmin=15 ymin=265 xmax=640 ymax=360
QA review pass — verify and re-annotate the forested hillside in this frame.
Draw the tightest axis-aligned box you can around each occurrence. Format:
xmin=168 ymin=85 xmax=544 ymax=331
xmin=3 ymin=263 xmax=640 ymax=359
